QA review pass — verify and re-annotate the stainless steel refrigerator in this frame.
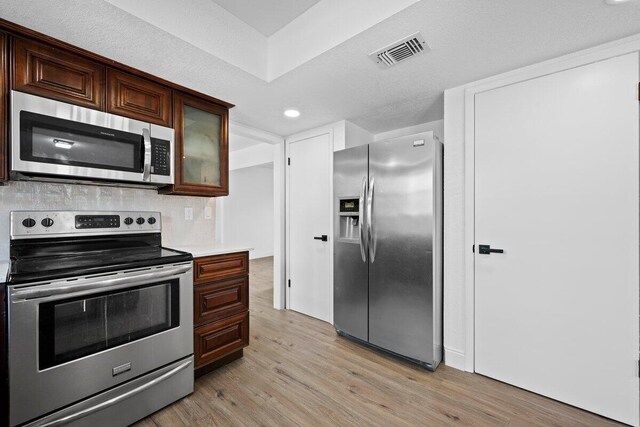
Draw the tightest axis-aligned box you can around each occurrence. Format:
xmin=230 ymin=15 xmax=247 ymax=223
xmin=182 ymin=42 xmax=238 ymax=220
xmin=333 ymin=132 xmax=443 ymax=370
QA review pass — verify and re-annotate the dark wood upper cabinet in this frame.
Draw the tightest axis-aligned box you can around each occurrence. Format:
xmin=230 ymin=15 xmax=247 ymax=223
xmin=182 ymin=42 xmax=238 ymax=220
xmin=106 ymin=68 xmax=172 ymax=127
xmin=13 ymin=37 xmax=105 ymax=110
xmin=0 ymin=32 xmax=8 ymax=183
xmin=0 ymin=18 xmax=233 ymax=195
xmin=160 ymin=91 xmax=229 ymax=197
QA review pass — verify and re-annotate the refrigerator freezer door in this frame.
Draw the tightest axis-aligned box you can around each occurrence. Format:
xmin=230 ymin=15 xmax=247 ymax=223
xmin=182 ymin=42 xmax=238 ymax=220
xmin=368 ymin=137 xmax=437 ymax=364
xmin=333 ymin=145 xmax=369 ymax=341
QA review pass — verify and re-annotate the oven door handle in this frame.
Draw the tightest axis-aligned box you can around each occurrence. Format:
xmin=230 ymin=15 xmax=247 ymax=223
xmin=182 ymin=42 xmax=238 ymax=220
xmin=11 ymin=264 xmax=191 ymax=301
xmin=30 ymin=358 xmax=193 ymax=427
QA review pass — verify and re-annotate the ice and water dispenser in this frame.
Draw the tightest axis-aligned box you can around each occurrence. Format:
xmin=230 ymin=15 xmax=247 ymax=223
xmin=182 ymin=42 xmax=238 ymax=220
xmin=338 ymin=198 xmax=360 ymax=241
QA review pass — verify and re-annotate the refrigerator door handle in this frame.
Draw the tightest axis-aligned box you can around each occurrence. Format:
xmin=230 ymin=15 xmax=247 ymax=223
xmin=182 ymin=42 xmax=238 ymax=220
xmin=367 ymin=177 xmax=376 ymax=263
xmin=359 ymin=176 xmax=368 ymax=262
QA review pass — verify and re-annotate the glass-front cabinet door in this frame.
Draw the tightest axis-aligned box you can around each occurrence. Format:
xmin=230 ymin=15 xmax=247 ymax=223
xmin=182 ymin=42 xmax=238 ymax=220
xmin=161 ymin=91 xmax=229 ymax=196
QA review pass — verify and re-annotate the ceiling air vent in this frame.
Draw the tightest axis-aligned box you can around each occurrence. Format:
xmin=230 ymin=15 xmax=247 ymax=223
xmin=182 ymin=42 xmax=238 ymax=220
xmin=369 ymin=32 xmax=429 ymax=68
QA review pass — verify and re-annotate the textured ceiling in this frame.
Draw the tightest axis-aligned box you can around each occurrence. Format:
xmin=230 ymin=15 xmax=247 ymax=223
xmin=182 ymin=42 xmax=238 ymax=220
xmin=2 ymin=0 xmax=640 ymax=137
xmin=211 ymin=0 xmax=321 ymax=36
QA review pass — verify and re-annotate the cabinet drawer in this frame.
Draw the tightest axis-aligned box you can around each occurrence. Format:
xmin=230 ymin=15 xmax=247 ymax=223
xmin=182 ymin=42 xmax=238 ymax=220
xmin=13 ymin=37 xmax=105 ymax=110
xmin=106 ymin=68 xmax=172 ymax=126
xmin=194 ymin=252 xmax=248 ymax=284
xmin=194 ymin=276 xmax=248 ymax=325
xmin=194 ymin=311 xmax=249 ymax=368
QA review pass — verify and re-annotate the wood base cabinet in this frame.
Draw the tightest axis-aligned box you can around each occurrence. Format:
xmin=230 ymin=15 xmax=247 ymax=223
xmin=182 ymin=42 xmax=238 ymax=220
xmin=193 ymin=252 xmax=249 ymax=377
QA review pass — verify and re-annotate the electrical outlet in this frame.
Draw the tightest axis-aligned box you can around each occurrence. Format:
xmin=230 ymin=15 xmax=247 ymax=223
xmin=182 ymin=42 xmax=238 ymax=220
xmin=204 ymin=206 xmax=212 ymax=220
xmin=184 ymin=207 xmax=193 ymax=221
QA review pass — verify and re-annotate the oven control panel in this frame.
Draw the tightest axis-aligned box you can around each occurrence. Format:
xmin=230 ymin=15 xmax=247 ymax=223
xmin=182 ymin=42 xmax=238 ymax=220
xmin=10 ymin=211 xmax=162 ymax=239
xmin=76 ymin=215 xmax=121 ymax=229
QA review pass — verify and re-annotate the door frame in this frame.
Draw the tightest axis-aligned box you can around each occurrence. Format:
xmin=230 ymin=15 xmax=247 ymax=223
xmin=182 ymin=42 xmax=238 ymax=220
xmin=284 ymin=127 xmax=336 ymax=320
xmin=462 ymin=36 xmax=640 ymax=373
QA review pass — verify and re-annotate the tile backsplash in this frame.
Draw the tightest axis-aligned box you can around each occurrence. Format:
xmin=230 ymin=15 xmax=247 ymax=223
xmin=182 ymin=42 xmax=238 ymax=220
xmin=0 ymin=180 xmax=216 ymax=259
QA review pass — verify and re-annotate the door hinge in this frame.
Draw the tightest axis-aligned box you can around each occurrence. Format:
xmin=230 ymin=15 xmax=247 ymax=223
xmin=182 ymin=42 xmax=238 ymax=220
xmin=288 ymin=157 xmax=291 ymax=166
xmin=638 ymin=82 xmax=640 ymax=101
xmin=288 ymin=279 xmax=291 ymax=288
xmin=472 ymin=244 xmax=475 ymax=253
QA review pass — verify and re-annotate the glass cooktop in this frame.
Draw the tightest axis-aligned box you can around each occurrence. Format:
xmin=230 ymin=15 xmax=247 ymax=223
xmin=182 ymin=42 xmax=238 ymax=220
xmin=8 ymin=234 xmax=192 ymax=284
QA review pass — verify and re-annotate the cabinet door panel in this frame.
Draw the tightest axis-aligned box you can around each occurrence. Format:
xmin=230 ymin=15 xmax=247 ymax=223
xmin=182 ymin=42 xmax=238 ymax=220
xmin=107 ymin=68 xmax=172 ymax=126
xmin=194 ymin=277 xmax=248 ymax=324
xmin=13 ymin=37 xmax=105 ymax=110
xmin=160 ymin=91 xmax=228 ymax=197
xmin=0 ymin=32 xmax=7 ymax=182
xmin=194 ymin=311 xmax=249 ymax=368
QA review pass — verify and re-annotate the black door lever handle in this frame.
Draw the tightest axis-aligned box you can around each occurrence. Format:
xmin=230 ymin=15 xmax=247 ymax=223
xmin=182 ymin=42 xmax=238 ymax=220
xmin=314 ymin=235 xmax=328 ymax=242
xmin=478 ymin=244 xmax=504 ymax=254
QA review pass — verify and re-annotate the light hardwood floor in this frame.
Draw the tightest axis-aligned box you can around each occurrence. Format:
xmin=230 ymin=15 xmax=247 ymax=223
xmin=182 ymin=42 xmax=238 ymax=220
xmin=136 ymin=257 xmax=621 ymax=426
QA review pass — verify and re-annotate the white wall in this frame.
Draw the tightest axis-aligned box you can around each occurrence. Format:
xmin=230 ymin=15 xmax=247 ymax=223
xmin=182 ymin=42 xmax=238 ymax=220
xmin=373 ymin=120 xmax=444 ymax=142
xmin=222 ymin=166 xmax=274 ymax=260
xmin=345 ymin=121 xmax=373 ymax=149
xmin=0 ymin=181 xmax=216 ymax=260
xmin=229 ymin=143 xmax=275 ymax=170
xmin=442 ymin=88 xmax=467 ymax=370
xmin=273 ymin=142 xmax=286 ymax=309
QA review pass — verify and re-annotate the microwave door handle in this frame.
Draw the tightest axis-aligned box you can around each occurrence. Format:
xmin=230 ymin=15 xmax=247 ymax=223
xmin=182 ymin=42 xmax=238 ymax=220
xmin=142 ymin=128 xmax=151 ymax=182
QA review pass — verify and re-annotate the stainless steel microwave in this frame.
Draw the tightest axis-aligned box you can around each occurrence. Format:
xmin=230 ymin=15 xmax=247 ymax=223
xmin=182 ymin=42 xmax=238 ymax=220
xmin=11 ymin=91 xmax=174 ymax=186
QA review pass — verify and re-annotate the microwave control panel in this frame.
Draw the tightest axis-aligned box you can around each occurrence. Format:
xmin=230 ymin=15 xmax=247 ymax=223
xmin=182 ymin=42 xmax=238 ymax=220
xmin=151 ymin=138 xmax=171 ymax=176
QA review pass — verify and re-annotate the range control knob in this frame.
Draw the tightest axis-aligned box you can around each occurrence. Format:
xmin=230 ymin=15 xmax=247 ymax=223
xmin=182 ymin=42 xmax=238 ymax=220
xmin=147 ymin=217 xmax=156 ymax=225
xmin=136 ymin=217 xmax=146 ymax=225
xmin=124 ymin=217 xmax=134 ymax=225
xmin=22 ymin=218 xmax=36 ymax=228
xmin=41 ymin=218 xmax=54 ymax=228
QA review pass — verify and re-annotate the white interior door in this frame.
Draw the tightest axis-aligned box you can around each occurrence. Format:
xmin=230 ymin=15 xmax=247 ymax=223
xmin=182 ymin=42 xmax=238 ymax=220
xmin=474 ymin=53 xmax=639 ymax=426
xmin=287 ymin=133 xmax=332 ymax=322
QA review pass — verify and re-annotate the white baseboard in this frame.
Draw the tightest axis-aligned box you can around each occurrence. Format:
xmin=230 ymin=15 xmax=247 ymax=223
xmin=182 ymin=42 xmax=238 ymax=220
xmin=444 ymin=347 xmax=466 ymax=371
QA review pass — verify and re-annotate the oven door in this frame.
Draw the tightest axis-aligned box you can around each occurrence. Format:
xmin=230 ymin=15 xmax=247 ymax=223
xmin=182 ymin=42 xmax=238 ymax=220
xmin=8 ymin=262 xmax=193 ymax=427
xmin=11 ymin=90 xmax=162 ymax=184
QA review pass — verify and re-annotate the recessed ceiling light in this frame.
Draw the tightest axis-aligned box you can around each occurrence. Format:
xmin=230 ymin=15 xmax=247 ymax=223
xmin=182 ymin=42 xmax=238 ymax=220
xmin=284 ymin=109 xmax=300 ymax=118
xmin=605 ymin=0 xmax=630 ymax=4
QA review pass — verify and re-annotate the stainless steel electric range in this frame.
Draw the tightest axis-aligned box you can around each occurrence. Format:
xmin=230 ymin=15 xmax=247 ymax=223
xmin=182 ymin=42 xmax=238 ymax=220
xmin=5 ymin=210 xmax=194 ymax=427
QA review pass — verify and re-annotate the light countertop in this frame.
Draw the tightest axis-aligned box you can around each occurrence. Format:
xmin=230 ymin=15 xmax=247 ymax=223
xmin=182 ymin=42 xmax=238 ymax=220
xmin=169 ymin=244 xmax=253 ymax=258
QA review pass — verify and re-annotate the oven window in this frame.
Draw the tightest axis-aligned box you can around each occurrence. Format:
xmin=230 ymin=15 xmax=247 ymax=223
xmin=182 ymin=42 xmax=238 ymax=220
xmin=39 ymin=280 xmax=179 ymax=369
xmin=20 ymin=111 xmax=144 ymax=173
